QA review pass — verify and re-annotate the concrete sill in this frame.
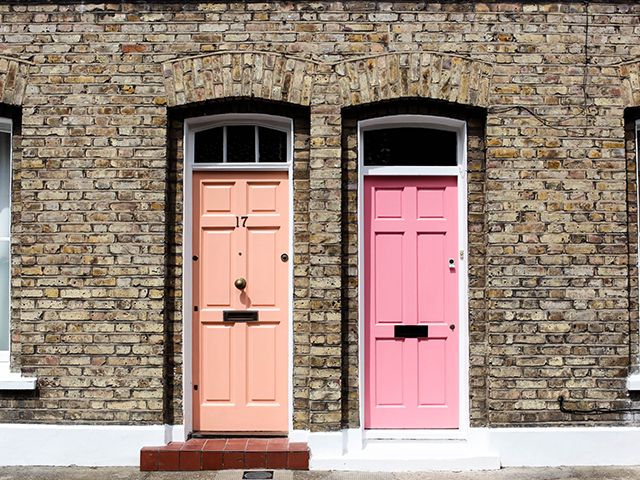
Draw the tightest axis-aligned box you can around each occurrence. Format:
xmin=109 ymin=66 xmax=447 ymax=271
xmin=0 ymin=372 xmax=37 ymax=390
xmin=627 ymin=373 xmax=640 ymax=391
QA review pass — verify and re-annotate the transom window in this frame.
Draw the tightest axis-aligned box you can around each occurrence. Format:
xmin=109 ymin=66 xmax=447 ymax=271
xmin=363 ymin=127 xmax=457 ymax=167
xmin=0 ymin=118 xmax=10 ymax=361
xmin=194 ymin=125 xmax=288 ymax=164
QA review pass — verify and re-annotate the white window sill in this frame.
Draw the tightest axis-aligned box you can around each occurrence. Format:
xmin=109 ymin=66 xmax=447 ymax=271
xmin=0 ymin=371 xmax=37 ymax=390
xmin=627 ymin=373 xmax=640 ymax=391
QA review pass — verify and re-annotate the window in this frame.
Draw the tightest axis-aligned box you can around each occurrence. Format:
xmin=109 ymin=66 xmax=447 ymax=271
xmin=0 ymin=118 xmax=10 ymax=366
xmin=194 ymin=125 xmax=288 ymax=164
xmin=363 ymin=127 xmax=457 ymax=167
xmin=0 ymin=116 xmax=35 ymax=389
xmin=629 ymin=120 xmax=640 ymax=391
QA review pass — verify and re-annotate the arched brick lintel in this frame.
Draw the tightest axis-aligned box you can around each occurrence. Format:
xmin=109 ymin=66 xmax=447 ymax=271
xmin=162 ymin=51 xmax=318 ymax=107
xmin=335 ymin=52 xmax=493 ymax=109
xmin=620 ymin=62 xmax=640 ymax=107
xmin=0 ymin=55 xmax=31 ymax=107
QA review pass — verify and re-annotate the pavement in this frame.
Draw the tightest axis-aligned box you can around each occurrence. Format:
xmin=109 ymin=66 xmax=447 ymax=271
xmin=2 ymin=467 xmax=640 ymax=480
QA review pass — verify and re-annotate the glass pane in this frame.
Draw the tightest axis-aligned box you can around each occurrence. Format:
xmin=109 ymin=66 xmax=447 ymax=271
xmin=258 ymin=127 xmax=287 ymax=163
xmin=194 ymin=127 xmax=223 ymax=163
xmin=363 ymin=128 xmax=457 ymax=167
xmin=0 ymin=132 xmax=9 ymax=238
xmin=227 ymin=126 xmax=256 ymax=163
xmin=0 ymin=240 xmax=8 ymax=351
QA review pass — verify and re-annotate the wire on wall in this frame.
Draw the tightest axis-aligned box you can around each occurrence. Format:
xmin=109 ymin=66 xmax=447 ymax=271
xmin=558 ymin=395 xmax=640 ymax=415
xmin=488 ymin=0 xmax=592 ymax=132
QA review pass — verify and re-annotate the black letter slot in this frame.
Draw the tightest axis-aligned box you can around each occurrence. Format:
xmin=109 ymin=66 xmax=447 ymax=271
xmin=394 ymin=325 xmax=429 ymax=338
xmin=223 ymin=310 xmax=259 ymax=322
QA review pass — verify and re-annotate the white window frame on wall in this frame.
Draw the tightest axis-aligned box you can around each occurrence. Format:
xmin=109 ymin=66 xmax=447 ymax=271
xmin=628 ymin=120 xmax=640 ymax=391
xmin=182 ymin=113 xmax=294 ymax=438
xmin=0 ymin=118 xmax=10 ymax=367
xmin=356 ymin=114 xmax=470 ymax=441
xmin=0 ymin=117 xmax=36 ymax=390
xmin=185 ymin=113 xmax=292 ymax=170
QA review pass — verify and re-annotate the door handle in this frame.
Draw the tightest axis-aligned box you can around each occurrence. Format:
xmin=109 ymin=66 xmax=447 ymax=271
xmin=234 ymin=277 xmax=247 ymax=290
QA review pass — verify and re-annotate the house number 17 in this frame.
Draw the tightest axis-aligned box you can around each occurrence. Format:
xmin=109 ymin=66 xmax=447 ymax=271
xmin=236 ymin=216 xmax=248 ymax=228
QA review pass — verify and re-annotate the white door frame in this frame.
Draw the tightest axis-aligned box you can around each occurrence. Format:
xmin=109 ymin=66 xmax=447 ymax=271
xmin=357 ymin=114 xmax=470 ymax=439
xmin=182 ymin=113 xmax=295 ymax=436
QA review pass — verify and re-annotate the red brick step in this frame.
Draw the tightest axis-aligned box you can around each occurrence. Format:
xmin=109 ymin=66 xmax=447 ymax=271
xmin=140 ymin=437 xmax=310 ymax=471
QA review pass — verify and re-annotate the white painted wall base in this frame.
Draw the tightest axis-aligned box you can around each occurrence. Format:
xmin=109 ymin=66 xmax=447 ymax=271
xmin=0 ymin=424 xmax=185 ymax=466
xmin=490 ymin=427 xmax=640 ymax=467
xmin=303 ymin=427 xmax=640 ymax=471
xmin=306 ymin=428 xmax=499 ymax=471
xmin=2 ymin=424 xmax=640 ymax=469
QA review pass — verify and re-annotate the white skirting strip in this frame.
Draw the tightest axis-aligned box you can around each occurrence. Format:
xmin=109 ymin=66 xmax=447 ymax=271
xmin=490 ymin=427 xmax=640 ymax=467
xmin=302 ymin=427 xmax=640 ymax=471
xmin=0 ymin=424 xmax=185 ymax=466
xmin=2 ymin=424 xmax=640 ymax=468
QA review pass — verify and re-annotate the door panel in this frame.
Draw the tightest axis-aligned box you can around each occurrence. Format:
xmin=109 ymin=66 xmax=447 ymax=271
xmin=201 ymin=229 xmax=233 ymax=306
xmin=193 ymin=171 xmax=289 ymax=432
xmin=247 ymin=324 xmax=278 ymax=401
xmin=365 ymin=176 xmax=459 ymax=429
xmin=374 ymin=233 xmax=404 ymax=323
xmin=247 ymin=229 xmax=278 ymax=306
xmin=201 ymin=325 xmax=233 ymax=402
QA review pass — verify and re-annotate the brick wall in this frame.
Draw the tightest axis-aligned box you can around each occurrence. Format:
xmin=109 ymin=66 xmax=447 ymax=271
xmin=0 ymin=1 xmax=638 ymax=428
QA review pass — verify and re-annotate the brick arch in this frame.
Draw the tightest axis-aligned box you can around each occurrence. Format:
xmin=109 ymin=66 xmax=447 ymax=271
xmin=620 ymin=61 xmax=640 ymax=107
xmin=0 ymin=55 xmax=31 ymax=106
xmin=162 ymin=51 xmax=318 ymax=107
xmin=334 ymin=52 xmax=493 ymax=108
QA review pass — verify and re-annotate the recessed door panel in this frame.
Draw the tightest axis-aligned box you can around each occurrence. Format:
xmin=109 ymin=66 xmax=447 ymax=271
xmin=247 ymin=324 xmax=278 ymax=402
xmin=201 ymin=229 xmax=233 ymax=307
xmin=201 ymin=324 xmax=233 ymax=402
xmin=193 ymin=171 xmax=289 ymax=432
xmin=417 ymin=233 xmax=445 ymax=324
xmin=247 ymin=182 xmax=279 ymax=213
xmin=374 ymin=233 xmax=404 ymax=324
xmin=247 ymin=229 xmax=278 ymax=307
xmin=417 ymin=338 xmax=447 ymax=406
xmin=202 ymin=182 xmax=235 ymax=213
xmin=374 ymin=339 xmax=405 ymax=406
xmin=365 ymin=175 xmax=458 ymax=429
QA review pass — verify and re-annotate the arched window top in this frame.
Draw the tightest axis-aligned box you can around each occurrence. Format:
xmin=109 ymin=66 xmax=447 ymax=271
xmin=360 ymin=115 xmax=464 ymax=169
xmin=186 ymin=114 xmax=292 ymax=166
xmin=194 ymin=125 xmax=287 ymax=164
xmin=363 ymin=127 xmax=457 ymax=167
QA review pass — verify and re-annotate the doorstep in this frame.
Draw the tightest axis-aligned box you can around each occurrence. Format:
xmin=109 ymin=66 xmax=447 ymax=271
xmin=310 ymin=439 xmax=500 ymax=471
xmin=140 ymin=438 xmax=309 ymax=471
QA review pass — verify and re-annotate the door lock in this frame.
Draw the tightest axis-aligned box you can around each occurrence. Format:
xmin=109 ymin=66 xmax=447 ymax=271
xmin=281 ymin=253 xmax=289 ymax=262
xmin=448 ymin=258 xmax=455 ymax=269
xmin=234 ymin=277 xmax=247 ymax=290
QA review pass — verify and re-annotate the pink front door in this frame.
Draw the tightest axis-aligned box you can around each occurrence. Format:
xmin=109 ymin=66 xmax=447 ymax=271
xmin=193 ymin=171 xmax=289 ymax=432
xmin=364 ymin=176 xmax=459 ymax=429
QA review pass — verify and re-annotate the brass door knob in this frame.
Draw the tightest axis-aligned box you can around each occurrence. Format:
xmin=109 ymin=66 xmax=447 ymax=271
xmin=234 ymin=277 xmax=247 ymax=290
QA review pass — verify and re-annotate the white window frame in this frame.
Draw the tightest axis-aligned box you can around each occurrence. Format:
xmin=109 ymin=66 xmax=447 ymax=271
xmin=628 ymin=121 xmax=640 ymax=390
xmin=356 ymin=114 xmax=470 ymax=441
xmin=0 ymin=117 xmax=36 ymax=389
xmin=0 ymin=117 xmax=12 ymax=368
xmin=186 ymin=113 xmax=292 ymax=171
xmin=181 ymin=113 xmax=294 ymax=438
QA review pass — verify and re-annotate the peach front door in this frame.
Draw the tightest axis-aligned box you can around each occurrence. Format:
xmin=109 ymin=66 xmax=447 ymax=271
xmin=193 ymin=171 xmax=289 ymax=432
xmin=364 ymin=176 xmax=459 ymax=428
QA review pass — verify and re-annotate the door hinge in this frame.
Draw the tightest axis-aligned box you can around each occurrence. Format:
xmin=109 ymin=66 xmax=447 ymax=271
xmin=459 ymin=250 xmax=465 ymax=260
